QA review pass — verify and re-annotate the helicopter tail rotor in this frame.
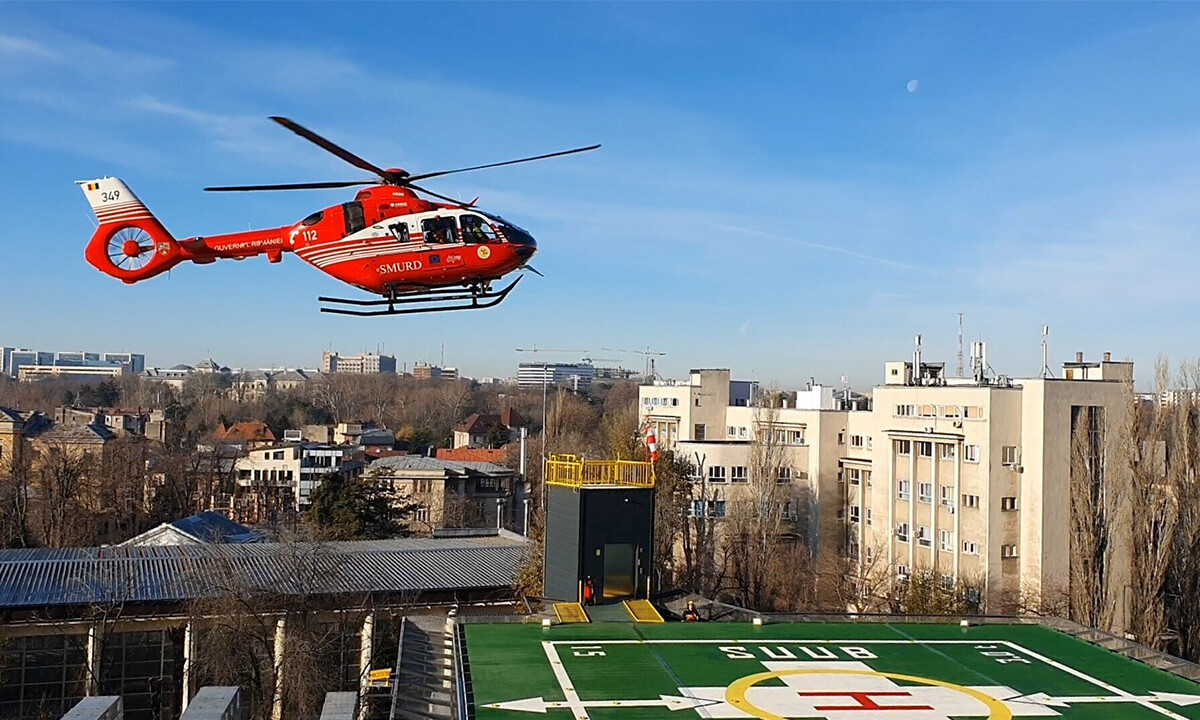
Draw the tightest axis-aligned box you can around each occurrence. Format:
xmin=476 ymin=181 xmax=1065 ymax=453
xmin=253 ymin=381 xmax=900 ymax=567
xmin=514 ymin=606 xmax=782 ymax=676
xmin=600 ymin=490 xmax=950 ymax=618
xmin=78 ymin=177 xmax=182 ymax=283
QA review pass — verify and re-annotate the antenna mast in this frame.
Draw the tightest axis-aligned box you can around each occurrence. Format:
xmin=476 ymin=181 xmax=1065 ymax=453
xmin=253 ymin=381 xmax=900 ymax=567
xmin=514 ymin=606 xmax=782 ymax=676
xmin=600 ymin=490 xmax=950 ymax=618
xmin=1040 ymin=325 xmax=1051 ymax=379
xmin=957 ymin=313 xmax=964 ymax=378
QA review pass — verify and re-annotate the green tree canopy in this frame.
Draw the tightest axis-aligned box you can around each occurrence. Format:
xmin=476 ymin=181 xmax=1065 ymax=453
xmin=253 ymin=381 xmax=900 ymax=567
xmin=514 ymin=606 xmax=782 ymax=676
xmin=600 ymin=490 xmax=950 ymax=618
xmin=305 ymin=472 xmax=416 ymax=540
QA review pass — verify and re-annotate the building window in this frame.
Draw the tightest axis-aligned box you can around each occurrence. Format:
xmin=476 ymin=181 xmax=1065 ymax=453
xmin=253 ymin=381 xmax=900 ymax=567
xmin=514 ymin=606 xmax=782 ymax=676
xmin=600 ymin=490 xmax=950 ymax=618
xmin=940 ymin=486 xmax=955 ymax=510
xmin=850 ymin=434 xmax=865 ymax=448
xmin=897 ymin=523 xmax=910 ymax=543
xmin=964 ymin=444 xmax=980 ymax=463
xmin=849 ymin=505 xmax=860 ymax=523
xmin=918 ymin=441 xmax=933 ymax=457
xmin=939 ymin=443 xmax=956 ymax=460
xmin=941 ymin=405 xmax=961 ymax=418
xmin=694 ymin=424 xmax=706 ymax=440
xmin=866 ymin=508 xmax=872 ymax=525
xmin=711 ymin=500 xmax=727 ymax=518
xmin=919 ymin=404 xmax=937 ymax=418
xmin=897 ymin=439 xmax=912 ymax=456
xmin=1001 ymin=544 xmax=1019 ymax=558
xmin=415 ymin=507 xmax=430 ymax=522
xmin=1002 ymin=445 xmax=1020 ymax=466
xmin=918 ymin=482 xmax=932 ymax=503
xmin=790 ymin=429 xmax=805 ymax=445
xmin=273 ymin=451 xmax=284 ymax=460
xmin=940 ymin=529 xmax=954 ymax=551
xmin=895 ymin=404 xmax=915 ymax=417
xmin=731 ymin=466 xmax=748 ymax=483
xmin=847 ymin=468 xmax=862 ymax=486
xmin=695 ymin=398 xmax=701 ymax=407
xmin=838 ymin=431 xmax=846 ymax=445
xmin=962 ymin=493 xmax=980 ymax=508
xmin=897 ymin=480 xmax=911 ymax=500
xmin=727 ymin=426 xmax=737 ymax=437
xmin=1001 ymin=496 xmax=1019 ymax=511
xmin=708 ymin=465 xmax=726 ymax=483
xmin=917 ymin=525 xmax=931 ymax=547
xmin=897 ymin=564 xmax=910 ymax=581
xmin=776 ymin=466 xmax=792 ymax=483
xmin=962 ymin=539 xmax=980 ymax=555
xmin=964 ymin=405 xmax=984 ymax=420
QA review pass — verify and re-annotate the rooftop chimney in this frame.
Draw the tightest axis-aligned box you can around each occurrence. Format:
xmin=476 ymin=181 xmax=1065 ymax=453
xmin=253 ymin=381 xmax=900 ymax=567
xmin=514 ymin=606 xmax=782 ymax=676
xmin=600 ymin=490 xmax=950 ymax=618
xmin=1103 ymin=351 xmax=1111 ymax=362
xmin=1076 ymin=351 xmax=1084 ymax=363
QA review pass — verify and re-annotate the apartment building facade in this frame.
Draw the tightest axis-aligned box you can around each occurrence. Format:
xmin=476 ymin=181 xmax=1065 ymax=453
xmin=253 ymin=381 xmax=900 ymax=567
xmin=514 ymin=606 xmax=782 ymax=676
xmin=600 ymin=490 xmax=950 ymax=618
xmin=234 ymin=442 xmax=365 ymax=511
xmin=321 ymin=351 xmax=397 ymax=374
xmin=640 ymin=355 xmax=1135 ymax=627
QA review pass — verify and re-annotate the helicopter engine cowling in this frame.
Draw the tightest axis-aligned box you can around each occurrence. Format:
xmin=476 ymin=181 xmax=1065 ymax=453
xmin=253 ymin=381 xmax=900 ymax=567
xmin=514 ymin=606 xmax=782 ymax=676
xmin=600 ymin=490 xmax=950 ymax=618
xmin=79 ymin=177 xmax=183 ymax=284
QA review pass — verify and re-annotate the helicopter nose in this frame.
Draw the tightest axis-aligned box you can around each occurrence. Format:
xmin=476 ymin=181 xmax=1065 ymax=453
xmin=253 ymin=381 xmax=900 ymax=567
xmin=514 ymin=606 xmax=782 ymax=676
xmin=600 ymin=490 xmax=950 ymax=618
xmin=515 ymin=243 xmax=537 ymax=262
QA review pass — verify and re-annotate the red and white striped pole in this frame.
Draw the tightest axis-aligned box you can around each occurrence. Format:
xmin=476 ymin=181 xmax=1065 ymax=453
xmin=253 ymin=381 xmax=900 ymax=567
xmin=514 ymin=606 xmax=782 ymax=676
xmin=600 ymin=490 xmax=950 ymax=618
xmin=644 ymin=424 xmax=659 ymax=462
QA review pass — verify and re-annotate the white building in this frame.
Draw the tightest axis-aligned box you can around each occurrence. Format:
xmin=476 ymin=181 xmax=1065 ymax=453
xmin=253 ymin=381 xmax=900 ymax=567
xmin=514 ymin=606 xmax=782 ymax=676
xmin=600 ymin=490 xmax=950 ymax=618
xmin=640 ymin=352 xmax=1137 ymax=626
xmin=517 ymin=362 xmax=596 ymax=390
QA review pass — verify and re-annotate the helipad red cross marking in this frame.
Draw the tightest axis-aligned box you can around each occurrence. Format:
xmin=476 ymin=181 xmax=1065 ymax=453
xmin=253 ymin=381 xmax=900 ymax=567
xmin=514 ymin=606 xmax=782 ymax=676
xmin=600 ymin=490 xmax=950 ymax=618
xmin=796 ymin=691 xmax=934 ymax=711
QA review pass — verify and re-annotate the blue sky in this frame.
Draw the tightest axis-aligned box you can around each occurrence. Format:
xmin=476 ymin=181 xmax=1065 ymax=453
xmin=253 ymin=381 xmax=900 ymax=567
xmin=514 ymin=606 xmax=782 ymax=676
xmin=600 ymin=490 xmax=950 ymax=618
xmin=3 ymin=3 xmax=1200 ymax=389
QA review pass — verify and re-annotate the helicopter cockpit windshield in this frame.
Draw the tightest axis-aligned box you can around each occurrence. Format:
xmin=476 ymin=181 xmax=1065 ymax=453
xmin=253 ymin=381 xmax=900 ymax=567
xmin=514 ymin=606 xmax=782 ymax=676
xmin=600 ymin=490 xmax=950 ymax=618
xmin=460 ymin=214 xmax=498 ymax=243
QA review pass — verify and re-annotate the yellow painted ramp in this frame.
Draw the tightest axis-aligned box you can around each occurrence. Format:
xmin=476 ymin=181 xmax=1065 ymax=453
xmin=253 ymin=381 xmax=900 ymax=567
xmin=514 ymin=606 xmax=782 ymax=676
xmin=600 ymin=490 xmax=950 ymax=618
xmin=554 ymin=602 xmax=590 ymax=623
xmin=624 ymin=599 xmax=664 ymax=623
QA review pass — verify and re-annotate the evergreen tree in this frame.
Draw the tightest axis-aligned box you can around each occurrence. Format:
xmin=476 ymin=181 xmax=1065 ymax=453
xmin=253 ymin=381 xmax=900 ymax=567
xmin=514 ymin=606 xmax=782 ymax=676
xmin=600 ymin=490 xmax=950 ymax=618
xmin=306 ymin=471 xmax=416 ymax=540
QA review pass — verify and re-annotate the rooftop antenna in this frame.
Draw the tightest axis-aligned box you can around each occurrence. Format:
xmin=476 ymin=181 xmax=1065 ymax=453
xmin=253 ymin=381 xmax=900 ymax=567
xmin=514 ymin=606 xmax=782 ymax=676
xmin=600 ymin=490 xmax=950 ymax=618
xmin=957 ymin=313 xmax=964 ymax=378
xmin=913 ymin=334 xmax=923 ymax=385
xmin=1040 ymin=324 xmax=1051 ymax=379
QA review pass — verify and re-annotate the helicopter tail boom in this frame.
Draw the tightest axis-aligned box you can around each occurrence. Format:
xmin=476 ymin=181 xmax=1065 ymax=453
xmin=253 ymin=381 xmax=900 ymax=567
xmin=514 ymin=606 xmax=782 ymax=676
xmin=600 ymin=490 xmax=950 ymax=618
xmin=78 ymin=177 xmax=182 ymax=284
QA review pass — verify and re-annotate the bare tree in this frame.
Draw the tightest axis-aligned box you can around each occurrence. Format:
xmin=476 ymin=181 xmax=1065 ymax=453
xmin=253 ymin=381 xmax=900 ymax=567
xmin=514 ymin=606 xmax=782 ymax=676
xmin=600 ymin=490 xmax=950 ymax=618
xmin=723 ymin=399 xmax=811 ymax=611
xmin=1123 ymin=362 xmax=1177 ymax=648
xmin=1068 ymin=402 xmax=1119 ymax=630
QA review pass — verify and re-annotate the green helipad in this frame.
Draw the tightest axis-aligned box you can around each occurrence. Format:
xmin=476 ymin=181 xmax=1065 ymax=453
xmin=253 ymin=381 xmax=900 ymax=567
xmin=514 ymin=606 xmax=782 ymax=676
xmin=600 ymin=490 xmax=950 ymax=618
xmin=465 ymin=621 xmax=1200 ymax=720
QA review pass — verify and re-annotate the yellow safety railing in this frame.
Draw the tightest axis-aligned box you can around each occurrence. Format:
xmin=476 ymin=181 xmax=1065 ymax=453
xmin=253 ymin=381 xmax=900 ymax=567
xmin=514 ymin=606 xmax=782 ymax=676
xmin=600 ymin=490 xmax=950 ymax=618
xmin=546 ymin=453 xmax=655 ymax=489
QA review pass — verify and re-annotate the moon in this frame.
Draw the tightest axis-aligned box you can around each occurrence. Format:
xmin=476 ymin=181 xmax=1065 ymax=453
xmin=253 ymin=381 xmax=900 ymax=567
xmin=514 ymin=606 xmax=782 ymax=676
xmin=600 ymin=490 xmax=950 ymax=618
xmin=907 ymin=79 xmax=919 ymax=93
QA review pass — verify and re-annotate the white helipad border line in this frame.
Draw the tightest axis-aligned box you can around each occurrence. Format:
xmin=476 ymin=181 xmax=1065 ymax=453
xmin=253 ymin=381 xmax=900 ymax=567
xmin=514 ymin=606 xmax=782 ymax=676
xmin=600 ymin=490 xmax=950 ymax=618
xmin=542 ymin=638 xmax=1189 ymax=720
xmin=543 ymin=642 xmax=590 ymax=720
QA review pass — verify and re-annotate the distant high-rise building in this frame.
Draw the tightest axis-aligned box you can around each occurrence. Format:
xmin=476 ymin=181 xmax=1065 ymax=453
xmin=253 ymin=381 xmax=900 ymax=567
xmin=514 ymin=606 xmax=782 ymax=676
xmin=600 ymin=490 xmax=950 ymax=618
xmin=413 ymin=362 xmax=458 ymax=380
xmin=103 ymin=352 xmax=146 ymax=374
xmin=3 ymin=347 xmax=146 ymax=378
xmin=322 ymin=351 xmax=397 ymax=374
xmin=8 ymin=350 xmax=53 ymax=379
xmin=517 ymin=362 xmax=595 ymax=390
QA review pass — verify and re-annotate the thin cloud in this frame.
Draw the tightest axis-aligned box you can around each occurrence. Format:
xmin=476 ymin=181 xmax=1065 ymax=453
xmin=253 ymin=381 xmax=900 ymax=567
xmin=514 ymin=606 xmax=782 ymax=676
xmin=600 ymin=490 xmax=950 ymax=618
xmin=0 ymin=34 xmax=59 ymax=61
xmin=705 ymin=220 xmax=945 ymax=276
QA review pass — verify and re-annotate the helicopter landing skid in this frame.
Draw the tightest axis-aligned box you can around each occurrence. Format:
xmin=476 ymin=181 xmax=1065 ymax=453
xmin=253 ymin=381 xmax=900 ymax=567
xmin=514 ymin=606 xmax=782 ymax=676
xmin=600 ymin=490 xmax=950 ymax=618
xmin=318 ymin=277 xmax=521 ymax=317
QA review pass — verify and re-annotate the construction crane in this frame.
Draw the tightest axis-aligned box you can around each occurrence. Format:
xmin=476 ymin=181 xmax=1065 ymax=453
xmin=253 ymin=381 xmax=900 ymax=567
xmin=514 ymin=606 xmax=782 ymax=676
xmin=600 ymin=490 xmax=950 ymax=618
xmin=514 ymin=346 xmax=589 ymax=360
xmin=603 ymin=346 xmax=667 ymax=379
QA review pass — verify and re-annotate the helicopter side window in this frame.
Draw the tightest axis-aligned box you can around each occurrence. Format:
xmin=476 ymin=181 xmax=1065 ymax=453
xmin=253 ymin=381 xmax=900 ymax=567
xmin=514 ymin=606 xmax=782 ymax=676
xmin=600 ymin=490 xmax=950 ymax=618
xmin=460 ymin=215 xmax=497 ymax=243
xmin=343 ymin=202 xmax=366 ymax=234
xmin=301 ymin=211 xmax=324 ymax=227
xmin=387 ymin=221 xmax=409 ymax=242
xmin=421 ymin=217 xmax=458 ymax=244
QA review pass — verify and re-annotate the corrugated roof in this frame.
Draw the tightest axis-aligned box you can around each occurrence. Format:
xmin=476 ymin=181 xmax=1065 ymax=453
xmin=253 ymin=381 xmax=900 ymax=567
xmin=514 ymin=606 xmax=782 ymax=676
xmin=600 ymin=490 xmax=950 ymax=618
xmin=370 ymin=455 xmax=512 ymax=475
xmin=0 ymin=536 xmax=525 ymax=609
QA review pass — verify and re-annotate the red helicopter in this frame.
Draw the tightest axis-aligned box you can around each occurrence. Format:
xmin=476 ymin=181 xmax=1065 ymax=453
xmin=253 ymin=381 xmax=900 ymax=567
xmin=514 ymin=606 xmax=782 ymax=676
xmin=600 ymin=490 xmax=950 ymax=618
xmin=77 ymin=117 xmax=598 ymax=315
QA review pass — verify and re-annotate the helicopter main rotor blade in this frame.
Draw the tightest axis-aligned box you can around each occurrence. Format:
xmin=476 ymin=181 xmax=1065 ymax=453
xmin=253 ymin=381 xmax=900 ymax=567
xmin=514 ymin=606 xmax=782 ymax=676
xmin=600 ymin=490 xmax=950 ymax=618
xmin=270 ymin=116 xmax=400 ymax=183
xmin=407 ymin=182 xmax=475 ymax=209
xmin=204 ymin=180 xmax=376 ymax=192
xmin=404 ymin=144 xmax=601 ymax=183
